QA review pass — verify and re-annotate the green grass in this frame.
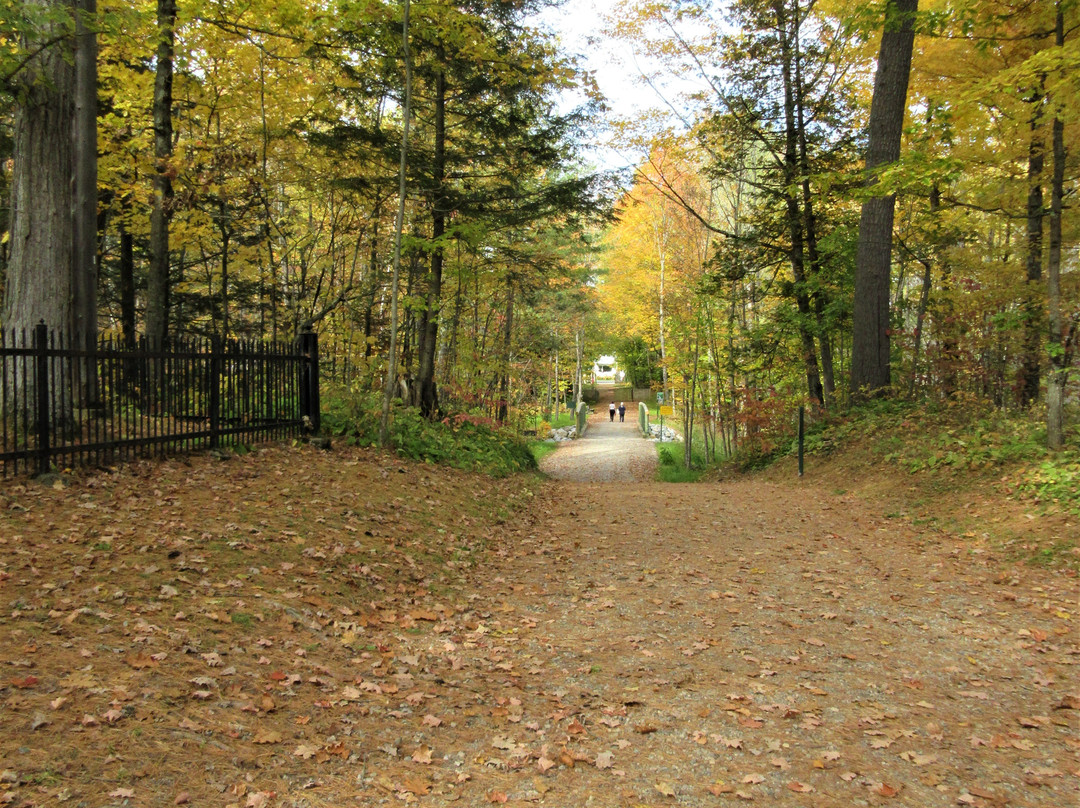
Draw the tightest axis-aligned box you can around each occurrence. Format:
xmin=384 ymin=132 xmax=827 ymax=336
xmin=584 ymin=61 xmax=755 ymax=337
xmin=655 ymin=444 xmax=706 ymax=482
xmin=529 ymin=440 xmax=560 ymax=465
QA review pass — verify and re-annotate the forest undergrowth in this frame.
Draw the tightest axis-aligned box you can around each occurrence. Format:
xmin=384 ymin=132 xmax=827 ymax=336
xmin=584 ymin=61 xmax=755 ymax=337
xmin=749 ymin=398 xmax=1080 ymax=568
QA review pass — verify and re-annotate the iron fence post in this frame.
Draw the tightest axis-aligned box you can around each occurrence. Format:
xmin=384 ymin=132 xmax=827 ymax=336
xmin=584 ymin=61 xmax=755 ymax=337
xmin=209 ymin=335 xmax=221 ymax=448
xmin=299 ymin=324 xmax=320 ymax=433
xmin=34 ymin=321 xmax=50 ymax=476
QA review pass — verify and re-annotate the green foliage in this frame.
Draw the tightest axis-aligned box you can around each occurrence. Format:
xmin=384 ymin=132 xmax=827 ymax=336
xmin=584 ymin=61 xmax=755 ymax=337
xmin=1013 ymin=458 xmax=1080 ymax=516
xmin=528 ymin=439 xmax=559 ymax=465
xmin=793 ymin=398 xmax=1080 ymax=518
xmin=321 ymin=383 xmax=536 ymax=478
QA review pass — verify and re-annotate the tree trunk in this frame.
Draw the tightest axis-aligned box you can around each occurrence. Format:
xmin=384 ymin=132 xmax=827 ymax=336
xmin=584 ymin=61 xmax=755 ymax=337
xmin=775 ymin=0 xmax=824 ymax=406
xmin=146 ymin=0 xmax=176 ymax=346
xmin=72 ymin=0 xmax=98 ymax=360
xmin=1046 ymin=1 xmax=1071 ymax=449
xmin=414 ymin=64 xmax=446 ymax=418
xmin=1020 ymin=90 xmax=1045 ymax=409
xmin=850 ymin=0 xmax=918 ymax=398
xmin=3 ymin=0 xmax=77 ymax=338
xmin=119 ymin=222 xmax=135 ymax=346
xmin=379 ymin=0 xmax=412 ymax=448
xmin=497 ymin=275 xmax=514 ymax=423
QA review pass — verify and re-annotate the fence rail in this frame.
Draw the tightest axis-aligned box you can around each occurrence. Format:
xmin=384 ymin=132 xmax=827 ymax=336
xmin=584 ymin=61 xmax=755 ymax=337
xmin=1 ymin=322 xmax=319 ymax=478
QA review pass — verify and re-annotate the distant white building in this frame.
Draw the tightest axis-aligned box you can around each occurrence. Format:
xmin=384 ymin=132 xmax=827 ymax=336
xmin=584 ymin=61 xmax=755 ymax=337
xmin=592 ymin=355 xmax=624 ymax=384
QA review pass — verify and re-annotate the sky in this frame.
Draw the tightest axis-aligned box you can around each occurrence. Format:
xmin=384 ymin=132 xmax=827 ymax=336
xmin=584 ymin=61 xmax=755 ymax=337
xmin=533 ymin=0 xmax=710 ymax=172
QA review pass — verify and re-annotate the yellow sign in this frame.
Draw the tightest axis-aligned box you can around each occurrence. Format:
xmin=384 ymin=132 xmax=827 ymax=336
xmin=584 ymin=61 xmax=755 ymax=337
xmin=659 ymin=405 xmax=674 ymax=416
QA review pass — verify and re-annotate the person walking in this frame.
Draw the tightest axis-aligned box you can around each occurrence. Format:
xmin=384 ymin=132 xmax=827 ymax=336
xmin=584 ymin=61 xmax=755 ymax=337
xmin=618 ymin=402 xmax=626 ymax=422
xmin=609 ymin=402 xmax=616 ymax=422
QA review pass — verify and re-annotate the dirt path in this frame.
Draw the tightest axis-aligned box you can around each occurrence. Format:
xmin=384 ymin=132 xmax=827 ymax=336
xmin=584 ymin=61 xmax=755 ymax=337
xmin=479 ymin=410 xmax=1080 ymax=806
xmin=0 ymin=440 xmax=1076 ymax=808
xmin=540 ymin=396 xmax=658 ymax=482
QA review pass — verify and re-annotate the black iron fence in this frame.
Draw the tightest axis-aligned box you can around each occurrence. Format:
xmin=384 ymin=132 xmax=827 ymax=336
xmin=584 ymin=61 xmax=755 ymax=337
xmin=1 ymin=322 xmax=319 ymax=478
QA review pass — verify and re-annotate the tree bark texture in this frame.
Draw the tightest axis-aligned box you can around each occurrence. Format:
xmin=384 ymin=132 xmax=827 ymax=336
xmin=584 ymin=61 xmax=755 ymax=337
xmin=850 ymin=0 xmax=918 ymax=398
xmin=146 ymin=0 xmax=176 ymax=346
xmin=1020 ymin=94 xmax=1045 ymax=409
xmin=414 ymin=66 xmax=447 ymax=418
xmin=3 ymin=0 xmax=77 ymax=340
xmin=72 ymin=0 xmax=98 ymax=353
xmin=1046 ymin=1 xmax=1071 ymax=449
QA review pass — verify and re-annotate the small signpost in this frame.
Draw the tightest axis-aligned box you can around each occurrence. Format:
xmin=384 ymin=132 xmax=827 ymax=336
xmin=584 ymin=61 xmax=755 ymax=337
xmin=658 ymin=405 xmax=673 ymax=441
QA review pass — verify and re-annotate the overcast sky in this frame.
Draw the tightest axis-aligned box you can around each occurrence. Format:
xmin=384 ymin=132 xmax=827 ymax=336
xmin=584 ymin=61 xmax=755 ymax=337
xmin=534 ymin=0 xmax=708 ymax=172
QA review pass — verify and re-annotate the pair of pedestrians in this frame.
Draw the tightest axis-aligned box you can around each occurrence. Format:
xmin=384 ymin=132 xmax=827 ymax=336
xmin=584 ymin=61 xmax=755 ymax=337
xmin=608 ymin=402 xmax=627 ymax=422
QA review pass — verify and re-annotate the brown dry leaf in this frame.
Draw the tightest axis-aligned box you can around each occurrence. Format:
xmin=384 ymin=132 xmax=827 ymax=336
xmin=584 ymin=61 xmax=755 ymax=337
xmin=174 ymin=792 xmax=190 ymax=805
xmin=738 ymin=716 xmax=763 ymax=729
xmin=292 ymin=743 xmax=318 ymax=759
xmin=487 ymin=791 xmax=508 ymax=804
xmin=595 ymin=751 xmax=614 ymax=769
xmin=252 ymin=728 xmax=283 ymax=744
xmin=786 ymin=782 xmax=814 ymax=793
xmin=635 ymin=724 xmax=658 ymax=734
xmin=708 ymin=783 xmax=735 ymax=795
xmin=402 ymin=777 xmax=430 ymax=795
xmin=567 ymin=720 xmax=586 ymax=735
xmin=537 ymin=756 xmax=556 ymax=773
xmin=411 ymin=746 xmax=433 ymax=764
xmin=741 ymin=774 xmax=765 ymax=784
xmin=655 ymin=781 xmax=677 ymax=797
xmin=873 ymin=782 xmax=900 ymax=797
xmin=125 ymin=653 xmax=157 ymax=669
xmin=245 ymin=792 xmax=272 ymax=808
xmin=109 ymin=788 xmax=135 ymax=798
xmin=422 ymin=714 xmax=442 ymax=727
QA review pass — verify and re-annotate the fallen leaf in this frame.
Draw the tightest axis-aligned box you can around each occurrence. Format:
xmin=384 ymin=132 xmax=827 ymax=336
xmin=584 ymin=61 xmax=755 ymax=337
xmin=411 ymin=746 xmax=433 ymax=764
xmin=741 ymin=774 xmax=765 ymax=784
xmin=709 ymin=783 xmax=735 ymax=795
xmin=655 ymin=781 xmax=677 ymax=797
xmin=537 ymin=756 xmax=556 ymax=773
xmin=109 ymin=788 xmax=135 ymax=798
xmin=873 ymin=782 xmax=899 ymax=797
xmin=174 ymin=792 xmax=190 ymax=805
xmin=126 ymin=654 xmax=157 ymax=669
xmin=487 ymin=791 xmax=508 ymax=803
xmin=252 ymin=728 xmax=283 ymax=744
xmin=595 ymin=751 xmax=614 ymax=769
xmin=292 ymin=744 xmax=317 ymax=759
xmin=787 ymin=782 xmax=814 ymax=793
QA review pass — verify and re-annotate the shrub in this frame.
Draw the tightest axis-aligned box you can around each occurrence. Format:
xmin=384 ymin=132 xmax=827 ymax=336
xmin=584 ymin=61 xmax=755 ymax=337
xmin=322 ymin=384 xmax=536 ymax=477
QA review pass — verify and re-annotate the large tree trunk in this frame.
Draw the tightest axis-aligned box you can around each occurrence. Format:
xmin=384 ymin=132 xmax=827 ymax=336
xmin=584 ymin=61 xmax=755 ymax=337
xmin=414 ymin=65 xmax=446 ymax=418
xmin=3 ymin=0 xmax=82 ymax=346
xmin=72 ymin=0 xmax=98 ymax=361
xmin=850 ymin=0 xmax=918 ymax=398
xmin=146 ymin=0 xmax=176 ymax=346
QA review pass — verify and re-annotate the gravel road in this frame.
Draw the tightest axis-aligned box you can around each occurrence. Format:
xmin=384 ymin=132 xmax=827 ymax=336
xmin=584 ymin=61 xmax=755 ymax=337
xmin=539 ymin=402 xmax=659 ymax=482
